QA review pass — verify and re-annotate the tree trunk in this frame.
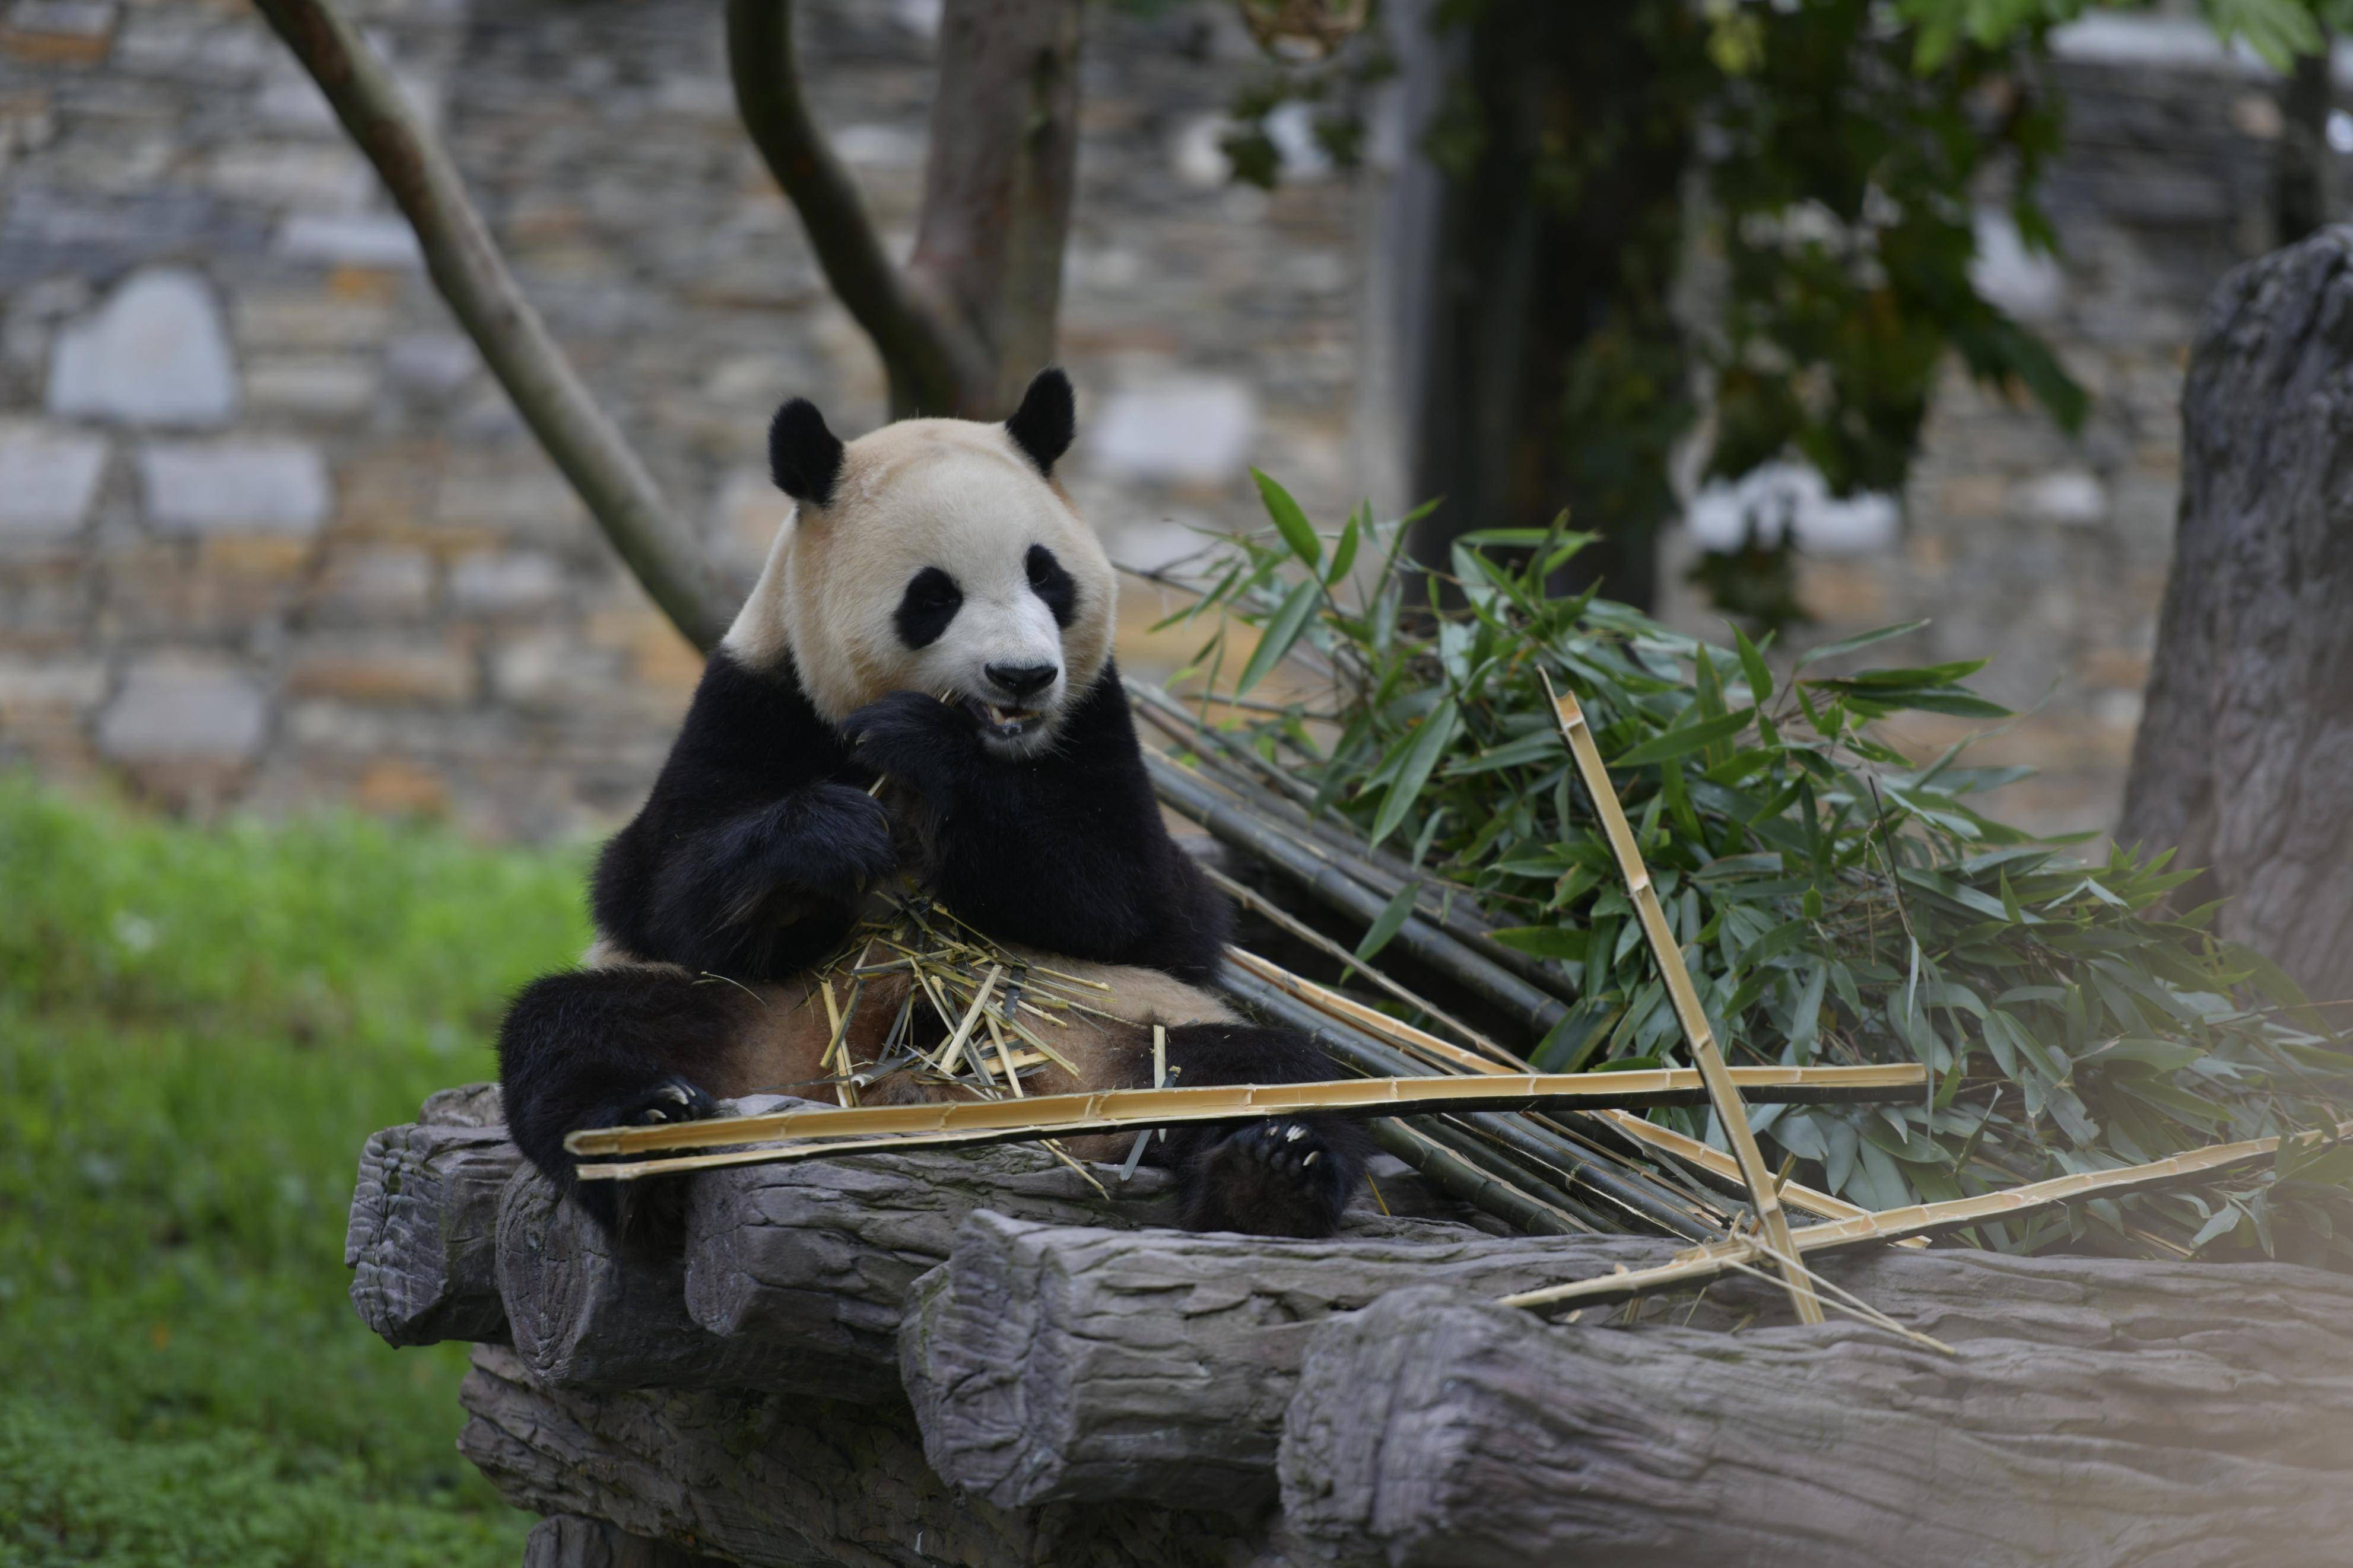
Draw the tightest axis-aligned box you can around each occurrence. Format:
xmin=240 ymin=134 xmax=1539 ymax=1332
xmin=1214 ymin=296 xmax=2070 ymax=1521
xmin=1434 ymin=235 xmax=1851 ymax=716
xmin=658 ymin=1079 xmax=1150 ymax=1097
xmin=2119 ymin=229 xmax=2353 ymax=1003
xmin=1276 ymin=1284 xmax=2353 ymax=1568
xmin=904 ymin=1210 xmax=2353 ymax=1516
xmin=525 ymin=1516 xmax=730 ymax=1568
xmin=1396 ymin=5 xmax=1694 ymax=605
xmin=458 ymin=1344 xmax=1272 ymax=1568
xmin=2274 ymin=37 xmax=2335 ymax=247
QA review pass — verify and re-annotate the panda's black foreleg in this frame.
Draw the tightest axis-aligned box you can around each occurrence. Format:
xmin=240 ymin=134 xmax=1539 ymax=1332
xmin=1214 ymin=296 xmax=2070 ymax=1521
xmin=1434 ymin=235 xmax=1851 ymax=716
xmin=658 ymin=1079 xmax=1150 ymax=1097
xmin=496 ymin=967 xmax=750 ymax=1233
xmin=1147 ymin=1023 xmax=1371 ymax=1238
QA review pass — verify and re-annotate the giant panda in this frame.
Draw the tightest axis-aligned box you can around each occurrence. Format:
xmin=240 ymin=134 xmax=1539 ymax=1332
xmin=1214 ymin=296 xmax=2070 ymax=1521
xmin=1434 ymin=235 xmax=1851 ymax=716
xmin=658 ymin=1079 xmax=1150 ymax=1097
xmin=496 ymin=368 xmax=1370 ymax=1238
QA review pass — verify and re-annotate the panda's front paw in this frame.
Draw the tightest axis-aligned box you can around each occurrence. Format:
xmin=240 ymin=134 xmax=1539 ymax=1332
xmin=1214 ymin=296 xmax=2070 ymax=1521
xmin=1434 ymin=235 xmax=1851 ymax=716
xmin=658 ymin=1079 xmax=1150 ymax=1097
xmin=1180 ymin=1118 xmax=1360 ymax=1239
xmin=840 ymin=691 xmax=977 ymax=799
xmin=570 ymin=1076 xmax=720 ymax=1239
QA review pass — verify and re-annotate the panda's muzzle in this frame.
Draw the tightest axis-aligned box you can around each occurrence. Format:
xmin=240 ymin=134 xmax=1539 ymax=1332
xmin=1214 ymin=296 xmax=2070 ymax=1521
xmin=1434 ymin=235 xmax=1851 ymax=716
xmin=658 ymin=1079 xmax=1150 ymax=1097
xmin=966 ymin=661 xmax=1057 ymax=741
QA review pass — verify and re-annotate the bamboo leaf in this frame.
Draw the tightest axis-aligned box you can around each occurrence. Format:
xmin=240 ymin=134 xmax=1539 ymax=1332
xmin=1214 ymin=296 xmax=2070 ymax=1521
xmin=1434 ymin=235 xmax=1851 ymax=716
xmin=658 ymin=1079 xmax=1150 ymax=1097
xmin=1370 ymin=698 xmax=1459 ymax=847
xmin=1251 ymin=467 xmax=1322 ymax=568
xmin=1233 ymin=578 xmax=1320 ymax=695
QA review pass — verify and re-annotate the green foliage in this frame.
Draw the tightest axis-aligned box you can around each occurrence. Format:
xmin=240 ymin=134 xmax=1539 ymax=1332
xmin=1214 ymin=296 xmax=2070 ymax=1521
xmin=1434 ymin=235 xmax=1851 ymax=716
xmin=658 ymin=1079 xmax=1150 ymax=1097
xmin=1176 ymin=484 xmax=2353 ymax=1261
xmin=0 ymin=777 xmax=588 ymax=1565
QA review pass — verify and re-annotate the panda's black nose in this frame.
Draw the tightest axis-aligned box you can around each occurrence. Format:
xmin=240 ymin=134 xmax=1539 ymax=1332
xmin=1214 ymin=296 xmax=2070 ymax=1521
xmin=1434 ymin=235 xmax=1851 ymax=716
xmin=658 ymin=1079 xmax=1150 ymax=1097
xmin=985 ymin=662 xmax=1058 ymax=701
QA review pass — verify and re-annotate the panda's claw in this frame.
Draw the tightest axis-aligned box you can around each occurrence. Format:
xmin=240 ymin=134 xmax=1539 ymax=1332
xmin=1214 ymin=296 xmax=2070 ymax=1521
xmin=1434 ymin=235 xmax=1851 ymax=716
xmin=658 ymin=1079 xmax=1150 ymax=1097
xmin=613 ymin=1075 xmax=719 ymax=1129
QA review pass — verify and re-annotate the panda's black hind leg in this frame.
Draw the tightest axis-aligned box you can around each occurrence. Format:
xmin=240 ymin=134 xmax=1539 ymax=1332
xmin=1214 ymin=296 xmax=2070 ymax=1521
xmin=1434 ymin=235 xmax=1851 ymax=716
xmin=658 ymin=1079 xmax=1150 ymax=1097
xmin=1151 ymin=1023 xmax=1371 ymax=1238
xmin=496 ymin=968 xmax=745 ymax=1236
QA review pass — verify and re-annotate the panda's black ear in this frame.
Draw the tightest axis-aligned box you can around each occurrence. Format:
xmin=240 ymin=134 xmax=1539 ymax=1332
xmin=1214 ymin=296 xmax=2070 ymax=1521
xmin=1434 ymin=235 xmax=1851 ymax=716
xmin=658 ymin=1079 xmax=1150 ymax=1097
xmin=769 ymin=398 xmax=845 ymax=507
xmin=1005 ymin=367 xmax=1075 ymax=478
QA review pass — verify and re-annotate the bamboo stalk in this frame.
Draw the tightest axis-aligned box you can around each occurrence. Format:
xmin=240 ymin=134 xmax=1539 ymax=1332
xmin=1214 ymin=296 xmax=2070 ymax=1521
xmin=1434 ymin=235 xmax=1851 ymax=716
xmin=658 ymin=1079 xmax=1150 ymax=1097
xmin=1241 ymin=949 xmax=1868 ymax=1229
xmin=1222 ymin=943 xmax=1511 ymax=1074
xmin=1148 ymin=752 xmax=1572 ymax=1039
xmin=1541 ymin=671 xmax=1824 ymax=1324
xmin=1220 ymin=964 xmax=1728 ymax=1241
xmin=1497 ymin=1120 xmax=2353 ymax=1312
xmin=1370 ymin=1120 xmax=1588 ymax=1237
xmin=566 ymin=1062 xmax=1930 ymax=1179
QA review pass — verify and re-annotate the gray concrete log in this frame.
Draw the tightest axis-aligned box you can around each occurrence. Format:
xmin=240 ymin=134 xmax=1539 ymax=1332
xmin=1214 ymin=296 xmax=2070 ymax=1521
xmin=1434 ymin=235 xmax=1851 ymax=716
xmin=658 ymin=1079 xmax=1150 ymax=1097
xmin=523 ymin=1516 xmax=729 ymax=1568
xmin=346 ymin=1082 xmax=520 ymax=1346
xmin=1276 ymin=1284 xmax=2353 ymax=1568
xmin=902 ymin=1212 xmax=2353 ymax=1513
xmin=458 ymin=1344 xmax=1275 ymax=1568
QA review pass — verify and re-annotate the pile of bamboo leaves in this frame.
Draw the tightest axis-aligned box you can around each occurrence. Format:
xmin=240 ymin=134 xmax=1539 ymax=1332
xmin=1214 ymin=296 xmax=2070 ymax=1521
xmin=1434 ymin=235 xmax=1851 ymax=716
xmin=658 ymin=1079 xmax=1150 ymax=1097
xmin=1129 ymin=473 xmax=2353 ymax=1267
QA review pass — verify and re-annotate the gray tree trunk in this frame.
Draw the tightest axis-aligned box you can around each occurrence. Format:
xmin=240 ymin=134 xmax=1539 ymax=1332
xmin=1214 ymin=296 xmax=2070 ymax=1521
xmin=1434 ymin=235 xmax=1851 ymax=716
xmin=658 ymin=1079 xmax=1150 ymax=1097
xmin=2120 ymin=228 xmax=2353 ymax=1003
xmin=1276 ymin=1284 xmax=2353 ymax=1568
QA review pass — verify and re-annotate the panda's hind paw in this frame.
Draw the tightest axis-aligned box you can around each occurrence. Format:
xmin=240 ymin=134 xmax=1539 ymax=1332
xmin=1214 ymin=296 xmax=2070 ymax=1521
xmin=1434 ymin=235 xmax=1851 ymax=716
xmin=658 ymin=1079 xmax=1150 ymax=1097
xmin=1181 ymin=1117 xmax=1360 ymax=1239
xmin=612 ymin=1074 xmax=720 ymax=1128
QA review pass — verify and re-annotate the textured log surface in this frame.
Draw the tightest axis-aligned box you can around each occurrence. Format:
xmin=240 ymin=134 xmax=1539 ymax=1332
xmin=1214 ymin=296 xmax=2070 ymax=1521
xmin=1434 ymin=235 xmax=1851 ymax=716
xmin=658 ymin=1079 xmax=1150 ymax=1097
xmin=2120 ymin=228 xmax=2353 ymax=1000
xmin=1278 ymin=1284 xmax=2353 ymax=1568
xmin=901 ymin=1212 xmax=2353 ymax=1513
xmin=459 ymin=1344 xmax=1274 ymax=1568
xmin=524 ymin=1515 xmax=729 ymax=1568
xmin=347 ymin=1082 xmax=520 ymax=1346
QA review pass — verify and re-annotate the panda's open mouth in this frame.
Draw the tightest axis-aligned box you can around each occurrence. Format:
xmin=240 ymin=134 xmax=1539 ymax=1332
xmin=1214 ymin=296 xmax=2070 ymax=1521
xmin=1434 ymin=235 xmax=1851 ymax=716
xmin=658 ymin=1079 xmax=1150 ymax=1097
xmin=961 ymin=697 xmax=1041 ymax=742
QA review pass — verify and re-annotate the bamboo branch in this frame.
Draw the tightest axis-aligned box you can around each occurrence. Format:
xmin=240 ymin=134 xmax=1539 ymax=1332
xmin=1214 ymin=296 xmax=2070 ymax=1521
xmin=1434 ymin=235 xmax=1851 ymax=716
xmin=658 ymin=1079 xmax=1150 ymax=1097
xmin=251 ymin=0 xmax=734 ymax=652
xmin=1498 ymin=1121 xmax=2353 ymax=1313
xmin=1541 ymin=671 xmax=1824 ymax=1324
xmin=725 ymin=0 xmax=982 ymax=417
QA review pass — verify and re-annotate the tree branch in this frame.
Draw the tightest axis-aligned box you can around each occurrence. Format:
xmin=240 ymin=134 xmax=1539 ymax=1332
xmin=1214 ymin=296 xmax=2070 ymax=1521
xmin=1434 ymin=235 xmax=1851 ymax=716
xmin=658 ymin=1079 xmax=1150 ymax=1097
xmin=725 ymin=0 xmax=986 ymax=418
xmin=251 ymin=0 xmax=736 ymax=653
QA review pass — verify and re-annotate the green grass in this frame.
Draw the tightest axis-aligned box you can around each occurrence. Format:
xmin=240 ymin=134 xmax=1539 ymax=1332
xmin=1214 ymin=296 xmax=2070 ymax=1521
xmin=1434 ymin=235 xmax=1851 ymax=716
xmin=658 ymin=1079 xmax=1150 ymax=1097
xmin=0 ymin=777 xmax=593 ymax=1566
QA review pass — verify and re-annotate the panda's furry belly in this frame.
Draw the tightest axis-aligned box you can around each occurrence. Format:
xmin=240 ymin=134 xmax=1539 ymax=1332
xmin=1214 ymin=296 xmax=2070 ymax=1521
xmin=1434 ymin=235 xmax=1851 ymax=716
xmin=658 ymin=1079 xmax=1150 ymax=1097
xmin=578 ymin=937 xmax=1239 ymax=1162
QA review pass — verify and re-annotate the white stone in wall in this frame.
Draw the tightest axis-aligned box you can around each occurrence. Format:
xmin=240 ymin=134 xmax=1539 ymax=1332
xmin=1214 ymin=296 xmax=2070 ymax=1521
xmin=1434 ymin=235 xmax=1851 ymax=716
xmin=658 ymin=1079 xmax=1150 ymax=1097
xmin=204 ymin=143 xmax=375 ymax=212
xmin=0 ymin=656 xmax=107 ymax=711
xmin=46 ymin=268 xmax=239 ymax=428
xmin=275 ymin=214 xmax=423 ymax=270
xmin=0 ymin=424 xmax=107 ymax=539
xmin=1089 ymin=377 xmax=1258 ymax=486
xmin=449 ymin=550 xmax=564 ymax=612
xmin=2016 ymin=469 xmax=2109 ymax=526
xmin=96 ymin=656 xmax=269 ymax=761
xmin=1971 ymin=208 xmax=2068 ymax=323
xmin=138 ymin=440 xmax=331 ymax=535
xmin=385 ymin=332 xmax=479 ymax=395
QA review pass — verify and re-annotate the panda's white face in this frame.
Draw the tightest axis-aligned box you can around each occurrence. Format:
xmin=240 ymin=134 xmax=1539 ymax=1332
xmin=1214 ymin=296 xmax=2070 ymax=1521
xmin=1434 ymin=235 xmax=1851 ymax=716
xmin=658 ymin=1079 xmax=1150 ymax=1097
xmin=725 ymin=411 xmax=1116 ymax=759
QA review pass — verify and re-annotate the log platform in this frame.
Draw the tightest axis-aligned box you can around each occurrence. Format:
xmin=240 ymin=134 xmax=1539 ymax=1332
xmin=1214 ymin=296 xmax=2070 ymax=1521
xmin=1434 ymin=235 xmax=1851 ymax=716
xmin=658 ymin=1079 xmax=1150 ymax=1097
xmin=350 ymin=1085 xmax=2353 ymax=1566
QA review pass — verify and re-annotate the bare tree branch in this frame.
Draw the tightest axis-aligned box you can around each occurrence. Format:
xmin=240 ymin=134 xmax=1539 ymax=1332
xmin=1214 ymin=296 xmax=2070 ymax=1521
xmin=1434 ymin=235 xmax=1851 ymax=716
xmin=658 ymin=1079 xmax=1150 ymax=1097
xmin=725 ymin=0 xmax=986 ymax=418
xmin=728 ymin=0 xmax=1084 ymax=419
xmin=251 ymin=0 xmax=736 ymax=653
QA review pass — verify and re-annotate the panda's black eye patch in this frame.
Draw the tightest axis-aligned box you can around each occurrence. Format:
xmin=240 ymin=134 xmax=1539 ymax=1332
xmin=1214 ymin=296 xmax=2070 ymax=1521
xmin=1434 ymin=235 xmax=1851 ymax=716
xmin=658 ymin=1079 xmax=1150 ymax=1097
xmin=1026 ymin=545 xmax=1077 ymax=628
xmin=894 ymin=567 xmax=963 ymax=649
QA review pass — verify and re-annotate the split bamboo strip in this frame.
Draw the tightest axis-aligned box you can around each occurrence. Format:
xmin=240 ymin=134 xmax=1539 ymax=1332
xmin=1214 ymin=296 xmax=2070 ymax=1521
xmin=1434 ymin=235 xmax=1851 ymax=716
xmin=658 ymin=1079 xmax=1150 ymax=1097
xmin=1222 ymin=944 xmax=1511 ymax=1074
xmin=1541 ymin=670 xmax=1824 ymax=1324
xmin=1584 ymin=1107 xmax=1897 ymax=1230
xmin=1497 ymin=1120 xmax=2353 ymax=1312
xmin=565 ymin=1061 xmax=1930 ymax=1179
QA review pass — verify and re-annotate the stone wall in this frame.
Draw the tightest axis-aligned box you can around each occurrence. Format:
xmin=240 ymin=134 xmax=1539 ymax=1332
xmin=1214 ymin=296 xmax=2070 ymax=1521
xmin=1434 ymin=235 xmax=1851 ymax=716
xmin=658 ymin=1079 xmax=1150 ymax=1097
xmin=0 ymin=3 xmax=2306 ymax=846
xmin=0 ymin=0 xmax=1362 ymax=838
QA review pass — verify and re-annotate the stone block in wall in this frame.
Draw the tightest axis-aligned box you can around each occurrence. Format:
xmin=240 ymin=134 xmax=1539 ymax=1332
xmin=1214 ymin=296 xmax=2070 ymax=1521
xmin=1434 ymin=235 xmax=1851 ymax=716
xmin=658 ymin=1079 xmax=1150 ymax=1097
xmin=275 ymin=214 xmax=423 ymax=271
xmin=1084 ymin=377 xmax=1259 ymax=488
xmin=100 ymin=537 xmax=312 ymax=638
xmin=0 ymin=423 xmax=105 ymax=539
xmin=138 ymin=439 xmax=329 ymax=535
xmin=433 ymin=469 xmax=588 ymax=540
xmin=0 ymin=1 xmax=118 ymax=66
xmin=310 ymin=546 xmax=434 ymax=619
xmin=202 ymin=143 xmax=374 ymax=214
xmin=0 ymin=654 xmax=105 ymax=714
xmin=286 ymin=635 xmax=476 ymax=705
xmin=231 ymin=291 xmax=393 ymax=354
xmin=449 ymin=550 xmax=564 ymax=613
xmin=46 ymin=268 xmax=237 ymax=428
xmin=245 ymin=355 xmax=379 ymax=419
xmin=96 ymin=654 xmax=268 ymax=762
xmin=385 ymin=332 xmax=480 ymax=397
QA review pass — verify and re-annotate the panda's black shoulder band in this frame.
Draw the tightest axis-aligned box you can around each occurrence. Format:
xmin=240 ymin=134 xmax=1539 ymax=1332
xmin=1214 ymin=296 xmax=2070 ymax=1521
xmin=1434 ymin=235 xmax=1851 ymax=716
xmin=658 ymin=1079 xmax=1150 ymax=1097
xmin=769 ymin=397 xmax=845 ymax=507
xmin=1005 ymin=367 xmax=1075 ymax=478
